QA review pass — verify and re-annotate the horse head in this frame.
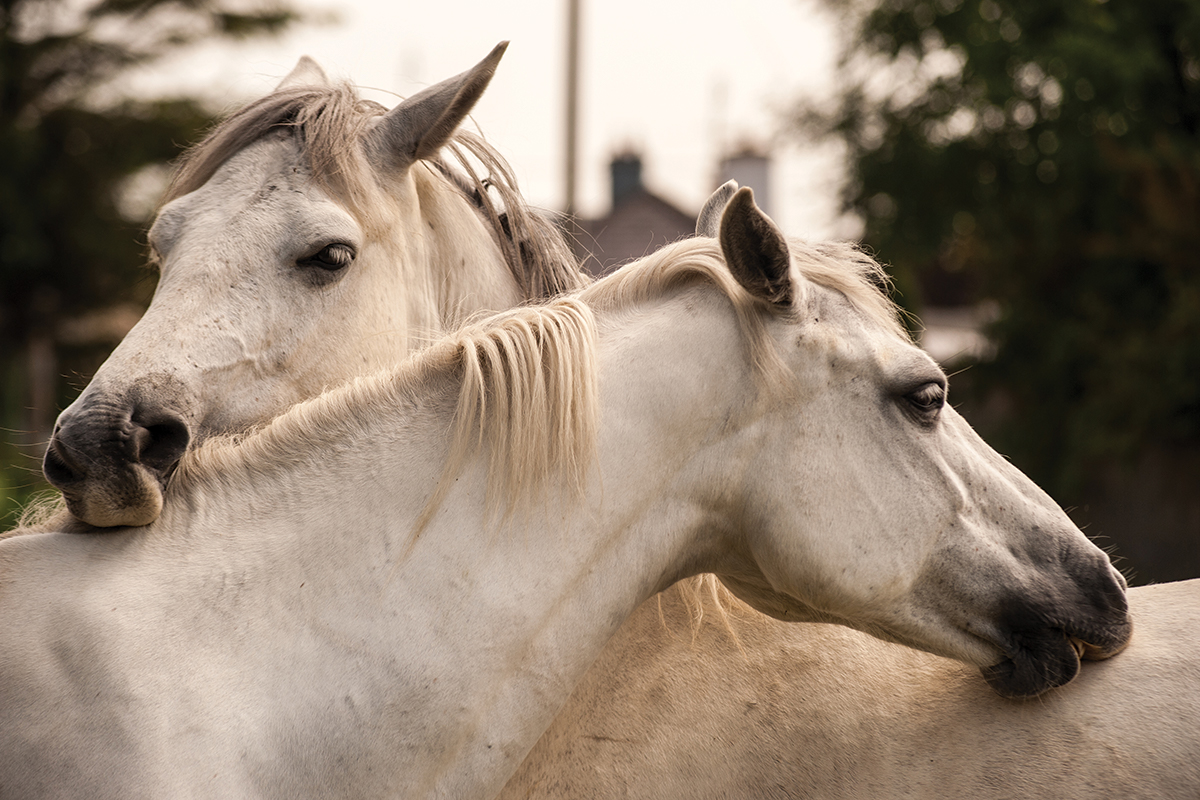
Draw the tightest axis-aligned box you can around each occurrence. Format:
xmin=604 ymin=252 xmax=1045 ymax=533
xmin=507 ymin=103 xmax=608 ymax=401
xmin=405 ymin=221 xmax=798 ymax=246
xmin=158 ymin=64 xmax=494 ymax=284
xmin=693 ymin=188 xmax=1131 ymax=698
xmin=43 ymin=44 xmax=581 ymax=528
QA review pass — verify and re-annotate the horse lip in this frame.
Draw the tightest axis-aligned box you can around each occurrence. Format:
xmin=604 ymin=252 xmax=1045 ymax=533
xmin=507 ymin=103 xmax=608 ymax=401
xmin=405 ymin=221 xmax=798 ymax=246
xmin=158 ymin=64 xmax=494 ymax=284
xmin=980 ymin=630 xmax=1082 ymax=699
xmin=1071 ymin=615 xmax=1134 ymax=661
xmin=979 ymin=613 xmax=1133 ymax=700
xmin=1069 ymin=637 xmax=1087 ymax=660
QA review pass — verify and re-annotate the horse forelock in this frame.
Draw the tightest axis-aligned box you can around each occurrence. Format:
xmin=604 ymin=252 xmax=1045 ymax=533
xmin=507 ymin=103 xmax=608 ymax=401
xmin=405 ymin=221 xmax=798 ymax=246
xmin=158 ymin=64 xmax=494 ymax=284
xmin=580 ymin=238 xmax=796 ymax=399
xmin=163 ymin=84 xmax=385 ymax=222
xmin=163 ymin=82 xmax=585 ymax=302
xmin=789 ymin=238 xmax=909 ymax=342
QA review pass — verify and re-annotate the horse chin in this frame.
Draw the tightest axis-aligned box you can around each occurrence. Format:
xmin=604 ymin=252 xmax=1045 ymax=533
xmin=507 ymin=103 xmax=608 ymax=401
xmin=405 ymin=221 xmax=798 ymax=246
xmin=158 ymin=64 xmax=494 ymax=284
xmin=61 ymin=465 xmax=165 ymax=528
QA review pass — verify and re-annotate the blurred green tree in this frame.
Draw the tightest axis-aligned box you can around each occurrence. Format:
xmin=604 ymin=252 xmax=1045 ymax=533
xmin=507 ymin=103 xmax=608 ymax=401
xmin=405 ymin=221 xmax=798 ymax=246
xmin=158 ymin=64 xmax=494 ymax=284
xmin=0 ymin=0 xmax=306 ymax=524
xmin=801 ymin=0 xmax=1200 ymax=505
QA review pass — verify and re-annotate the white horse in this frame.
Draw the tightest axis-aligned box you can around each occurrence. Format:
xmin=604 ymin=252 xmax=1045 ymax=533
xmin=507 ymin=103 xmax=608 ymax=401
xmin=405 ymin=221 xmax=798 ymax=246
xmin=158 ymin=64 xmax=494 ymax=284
xmin=39 ymin=43 xmax=583 ymax=528
xmin=503 ymin=580 xmax=1200 ymax=799
xmin=498 ymin=186 xmax=1194 ymax=800
xmin=0 ymin=190 xmax=1129 ymax=798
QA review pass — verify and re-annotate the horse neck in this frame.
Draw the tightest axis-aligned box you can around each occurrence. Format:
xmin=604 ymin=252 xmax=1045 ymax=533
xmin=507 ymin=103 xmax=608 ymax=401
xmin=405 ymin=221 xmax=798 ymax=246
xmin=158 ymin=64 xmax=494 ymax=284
xmin=391 ymin=289 xmax=755 ymax=796
xmin=160 ymin=287 xmax=751 ymax=796
xmin=402 ymin=166 xmax=525 ymax=331
xmin=399 ymin=484 xmax=721 ymax=797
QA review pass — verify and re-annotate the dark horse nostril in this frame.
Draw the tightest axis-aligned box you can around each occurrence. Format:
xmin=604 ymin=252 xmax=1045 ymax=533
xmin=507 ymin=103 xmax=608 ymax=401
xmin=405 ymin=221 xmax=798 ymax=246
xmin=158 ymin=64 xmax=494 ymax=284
xmin=130 ymin=412 xmax=191 ymax=476
xmin=43 ymin=437 xmax=86 ymax=489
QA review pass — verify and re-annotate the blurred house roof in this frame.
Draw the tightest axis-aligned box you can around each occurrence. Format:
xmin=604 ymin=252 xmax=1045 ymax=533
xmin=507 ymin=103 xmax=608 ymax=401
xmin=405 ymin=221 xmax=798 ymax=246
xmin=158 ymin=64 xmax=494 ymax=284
xmin=573 ymin=153 xmax=696 ymax=279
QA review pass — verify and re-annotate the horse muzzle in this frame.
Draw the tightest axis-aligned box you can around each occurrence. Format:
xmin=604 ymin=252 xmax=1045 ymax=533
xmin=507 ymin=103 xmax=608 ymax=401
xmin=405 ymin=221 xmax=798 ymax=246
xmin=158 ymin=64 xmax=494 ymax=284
xmin=979 ymin=565 xmax=1133 ymax=699
xmin=43 ymin=390 xmax=192 ymax=528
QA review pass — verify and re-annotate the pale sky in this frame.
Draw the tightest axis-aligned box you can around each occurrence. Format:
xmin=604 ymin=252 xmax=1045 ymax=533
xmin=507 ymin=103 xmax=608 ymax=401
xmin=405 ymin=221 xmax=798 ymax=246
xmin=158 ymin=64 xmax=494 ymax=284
xmin=124 ymin=0 xmax=855 ymax=238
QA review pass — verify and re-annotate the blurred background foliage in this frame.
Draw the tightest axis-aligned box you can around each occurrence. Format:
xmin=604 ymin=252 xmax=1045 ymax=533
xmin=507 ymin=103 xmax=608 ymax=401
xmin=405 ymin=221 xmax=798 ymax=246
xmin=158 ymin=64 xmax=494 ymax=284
xmin=0 ymin=0 xmax=304 ymax=526
xmin=801 ymin=0 xmax=1200 ymax=582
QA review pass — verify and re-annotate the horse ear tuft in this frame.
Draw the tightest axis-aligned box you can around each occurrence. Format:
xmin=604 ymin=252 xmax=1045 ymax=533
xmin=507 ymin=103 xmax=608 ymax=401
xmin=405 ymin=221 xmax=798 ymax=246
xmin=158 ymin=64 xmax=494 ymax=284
xmin=719 ymin=187 xmax=794 ymax=307
xmin=696 ymin=180 xmax=738 ymax=238
xmin=275 ymin=56 xmax=330 ymax=91
xmin=367 ymin=41 xmax=509 ymax=172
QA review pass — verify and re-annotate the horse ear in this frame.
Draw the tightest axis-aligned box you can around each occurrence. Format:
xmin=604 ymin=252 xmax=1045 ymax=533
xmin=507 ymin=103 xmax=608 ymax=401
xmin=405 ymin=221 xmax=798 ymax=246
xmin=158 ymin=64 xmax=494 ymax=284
xmin=696 ymin=180 xmax=738 ymax=238
xmin=276 ymin=56 xmax=330 ymax=91
xmin=367 ymin=41 xmax=508 ymax=172
xmin=719 ymin=187 xmax=794 ymax=307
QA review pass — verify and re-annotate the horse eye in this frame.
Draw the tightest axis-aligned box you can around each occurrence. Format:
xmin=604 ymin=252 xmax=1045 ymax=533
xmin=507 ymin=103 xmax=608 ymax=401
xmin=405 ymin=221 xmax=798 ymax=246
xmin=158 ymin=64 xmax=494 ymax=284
xmin=300 ymin=243 xmax=355 ymax=272
xmin=904 ymin=382 xmax=946 ymax=420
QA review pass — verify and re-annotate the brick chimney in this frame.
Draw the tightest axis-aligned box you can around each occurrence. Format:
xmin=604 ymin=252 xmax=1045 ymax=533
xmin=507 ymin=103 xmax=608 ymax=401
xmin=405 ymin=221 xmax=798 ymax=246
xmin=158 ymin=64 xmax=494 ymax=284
xmin=610 ymin=152 xmax=643 ymax=208
xmin=718 ymin=149 xmax=771 ymax=217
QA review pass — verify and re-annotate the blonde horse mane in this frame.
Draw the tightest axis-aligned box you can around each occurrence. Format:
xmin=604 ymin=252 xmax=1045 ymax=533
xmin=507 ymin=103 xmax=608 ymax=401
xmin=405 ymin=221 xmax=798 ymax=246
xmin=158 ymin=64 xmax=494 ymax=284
xmin=412 ymin=298 xmax=599 ymax=538
xmin=581 ymin=235 xmax=906 ymax=397
xmin=164 ymin=81 xmax=584 ymax=301
xmin=1 ymin=494 xmax=88 ymax=540
xmin=582 ymin=238 xmax=793 ymax=400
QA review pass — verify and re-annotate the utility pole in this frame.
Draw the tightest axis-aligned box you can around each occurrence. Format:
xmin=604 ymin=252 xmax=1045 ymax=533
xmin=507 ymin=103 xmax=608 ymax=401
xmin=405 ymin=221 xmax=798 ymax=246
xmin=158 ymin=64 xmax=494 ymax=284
xmin=564 ymin=0 xmax=581 ymax=218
